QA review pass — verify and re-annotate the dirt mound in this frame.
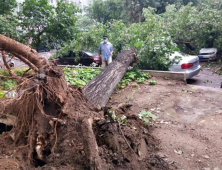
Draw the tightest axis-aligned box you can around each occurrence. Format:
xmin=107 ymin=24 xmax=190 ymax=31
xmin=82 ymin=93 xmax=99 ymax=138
xmin=0 ymin=66 xmax=169 ymax=169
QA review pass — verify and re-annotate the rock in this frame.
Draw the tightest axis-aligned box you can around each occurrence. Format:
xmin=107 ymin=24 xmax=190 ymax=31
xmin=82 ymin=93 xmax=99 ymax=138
xmin=203 ymin=168 xmax=211 ymax=170
xmin=174 ymin=149 xmax=183 ymax=155
xmin=214 ymin=167 xmax=221 ymax=170
xmin=202 ymin=155 xmax=210 ymax=159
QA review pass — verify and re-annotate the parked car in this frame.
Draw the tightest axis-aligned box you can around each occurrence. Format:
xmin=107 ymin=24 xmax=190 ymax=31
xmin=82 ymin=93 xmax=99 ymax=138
xmin=169 ymin=51 xmax=201 ymax=79
xmin=54 ymin=50 xmax=102 ymax=66
xmin=198 ymin=48 xmax=217 ymax=61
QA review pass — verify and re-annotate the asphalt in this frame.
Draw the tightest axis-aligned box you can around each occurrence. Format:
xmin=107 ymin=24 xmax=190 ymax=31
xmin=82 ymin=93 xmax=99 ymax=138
xmin=187 ymin=65 xmax=222 ymax=89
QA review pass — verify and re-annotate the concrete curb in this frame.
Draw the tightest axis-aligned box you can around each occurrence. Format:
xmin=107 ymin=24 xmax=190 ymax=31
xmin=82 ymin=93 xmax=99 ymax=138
xmin=58 ymin=65 xmax=101 ymax=69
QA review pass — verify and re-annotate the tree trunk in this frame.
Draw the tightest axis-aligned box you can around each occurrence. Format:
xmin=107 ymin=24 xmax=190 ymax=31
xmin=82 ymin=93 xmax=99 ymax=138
xmin=0 ymin=34 xmax=48 ymax=69
xmin=83 ymin=48 xmax=136 ymax=108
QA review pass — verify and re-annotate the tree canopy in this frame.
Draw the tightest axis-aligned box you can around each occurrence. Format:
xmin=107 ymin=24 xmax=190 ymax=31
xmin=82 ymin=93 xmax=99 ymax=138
xmin=87 ymin=0 xmax=200 ymax=23
xmin=1 ymin=0 xmax=222 ymax=70
xmin=0 ymin=0 xmax=80 ymax=51
xmin=0 ymin=0 xmax=17 ymax=15
xmin=57 ymin=0 xmax=222 ymax=70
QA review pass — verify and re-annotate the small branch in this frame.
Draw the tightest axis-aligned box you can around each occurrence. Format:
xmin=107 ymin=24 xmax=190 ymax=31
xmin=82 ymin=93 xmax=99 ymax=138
xmin=1 ymin=50 xmax=16 ymax=77
xmin=0 ymin=74 xmax=20 ymax=80
xmin=12 ymin=52 xmax=39 ymax=72
xmin=21 ymin=68 xmax=31 ymax=77
xmin=118 ymin=122 xmax=137 ymax=155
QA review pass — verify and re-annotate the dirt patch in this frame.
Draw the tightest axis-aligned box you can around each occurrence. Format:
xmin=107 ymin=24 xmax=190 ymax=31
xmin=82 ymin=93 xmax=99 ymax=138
xmin=110 ymin=77 xmax=222 ymax=169
xmin=0 ymin=67 xmax=169 ymax=169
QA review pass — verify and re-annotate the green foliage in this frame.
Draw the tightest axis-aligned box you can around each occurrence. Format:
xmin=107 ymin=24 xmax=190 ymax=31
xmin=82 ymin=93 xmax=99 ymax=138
xmin=17 ymin=0 xmax=80 ymax=50
xmin=63 ymin=67 xmax=101 ymax=87
xmin=149 ymin=80 xmax=157 ymax=85
xmin=0 ymin=68 xmax=33 ymax=91
xmin=0 ymin=90 xmax=5 ymax=98
xmin=62 ymin=68 xmax=150 ymax=89
xmin=0 ymin=68 xmax=33 ymax=77
xmin=87 ymin=0 xmax=199 ymax=24
xmin=128 ymin=8 xmax=179 ymax=70
xmin=0 ymin=0 xmax=19 ymax=39
xmin=61 ymin=1 xmax=222 ymax=71
xmin=48 ymin=0 xmax=81 ymax=46
xmin=55 ymin=20 xmax=127 ymax=59
xmin=117 ymin=71 xmax=151 ymax=89
xmin=162 ymin=2 xmax=222 ymax=53
xmin=0 ymin=79 xmax=17 ymax=90
xmin=0 ymin=0 xmax=16 ymax=15
xmin=106 ymin=109 xmax=127 ymax=125
xmin=0 ymin=15 xmax=19 ymax=38
xmin=0 ymin=70 xmax=10 ymax=76
xmin=138 ymin=110 xmax=157 ymax=124
xmin=75 ymin=15 xmax=95 ymax=31
xmin=87 ymin=0 xmax=129 ymax=24
xmin=57 ymin=7 xmax=179 ymax=70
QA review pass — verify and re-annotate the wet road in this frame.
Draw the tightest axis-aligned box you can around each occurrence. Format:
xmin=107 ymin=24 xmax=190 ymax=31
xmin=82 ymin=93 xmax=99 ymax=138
xmin=187 ymin=63 xmax=222 ymax=89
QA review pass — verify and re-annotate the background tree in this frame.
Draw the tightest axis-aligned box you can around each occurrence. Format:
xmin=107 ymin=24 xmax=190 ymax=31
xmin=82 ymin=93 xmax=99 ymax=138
xmin=0 ymin=0 xmax=16 ymax=15
xmin=17 ymin=0 xmax=54 ymax=49
xmin=87 ymin=0 xmax=129 ymax=24
xmin=75 ymin=15 xmax=96 ymax=31
xmin=87 ymin=0 xmax=200 ymax=24
xmin=17 ymin=0 xmax=80 ymax=51
xmin=0 ymin=0 xmax=19 ymax=39
xmin=162 ymin=2 xmax=222 ymax=53
xmin=47 ymin=0 xmax=81 ymax=47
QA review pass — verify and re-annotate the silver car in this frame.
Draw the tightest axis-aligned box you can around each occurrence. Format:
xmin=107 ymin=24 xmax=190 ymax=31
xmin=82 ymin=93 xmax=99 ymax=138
xmin=169 ymin=51 xmax=201 ymax=79
xmin=198 ymin=48 xmax=217 ymax=61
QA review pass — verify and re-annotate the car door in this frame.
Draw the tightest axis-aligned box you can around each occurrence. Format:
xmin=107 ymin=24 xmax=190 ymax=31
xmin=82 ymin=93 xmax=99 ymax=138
xmin=61 ymin=51 xmax=76 ymax=65
xmin=80 ymin=51 xmax=95 ymax=66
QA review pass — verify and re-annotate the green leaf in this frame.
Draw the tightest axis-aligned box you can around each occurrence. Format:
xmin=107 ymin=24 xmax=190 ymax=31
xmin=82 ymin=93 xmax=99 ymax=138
xmin=0 ymin=90 xmax=5 ymax=98
xmin=146 ymin=111 xmax=158 ymax=120
xmin=139 ymin=110 xmax=148 ymax=117
xmin=143 ymin=118 xmax=150 ymax=124
xmin=149 ymin=80 xmax=156 ymax=85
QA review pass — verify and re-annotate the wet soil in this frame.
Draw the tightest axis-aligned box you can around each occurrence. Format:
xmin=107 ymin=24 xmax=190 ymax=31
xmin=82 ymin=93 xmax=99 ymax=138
xmin=0 ymin=81 xmax=169 ymax=170
xmin=0 ymin=74 xmax=221 ymax=170
xmin=109 ymin=78 xmax=222 ymax=170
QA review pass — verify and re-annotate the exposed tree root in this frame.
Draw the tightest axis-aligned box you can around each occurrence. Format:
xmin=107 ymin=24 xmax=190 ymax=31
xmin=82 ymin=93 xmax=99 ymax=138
xmin=81 ymin=118 xmax=103 ymax=170
xmin=0 ymin=67 xmax=170 ymax=169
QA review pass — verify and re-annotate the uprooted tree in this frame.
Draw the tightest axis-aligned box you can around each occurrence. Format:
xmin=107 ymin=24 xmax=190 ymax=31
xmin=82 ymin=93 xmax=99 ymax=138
xmin=0 ymin=34 xmax=169 ymax=169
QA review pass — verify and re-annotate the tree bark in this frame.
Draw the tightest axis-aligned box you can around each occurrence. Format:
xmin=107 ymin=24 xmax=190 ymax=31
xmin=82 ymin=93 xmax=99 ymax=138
xmin=0 ymin=34 xmax=48 ymax=69
xmin=83 ymin=48 xmax=136 ymax=108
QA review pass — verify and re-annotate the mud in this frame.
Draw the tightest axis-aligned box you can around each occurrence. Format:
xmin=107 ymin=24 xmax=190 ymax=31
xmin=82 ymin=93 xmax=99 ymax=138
xmin=0 ymin=68 xmax=169 ymax=170
xmin=110 ymin=77 xmax=222 ymax=169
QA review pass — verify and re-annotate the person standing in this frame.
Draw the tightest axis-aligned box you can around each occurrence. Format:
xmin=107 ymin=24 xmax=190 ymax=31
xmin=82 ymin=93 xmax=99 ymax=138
xmin=98 ymin=35 xmax=113 ymax=69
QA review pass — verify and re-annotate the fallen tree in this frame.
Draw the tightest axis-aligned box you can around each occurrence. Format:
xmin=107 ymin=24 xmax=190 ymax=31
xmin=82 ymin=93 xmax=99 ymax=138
xmin=0 ymin=34 xmax=169 ymax=169
xmin=84 ymin=49 xmax=136 ymax=108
